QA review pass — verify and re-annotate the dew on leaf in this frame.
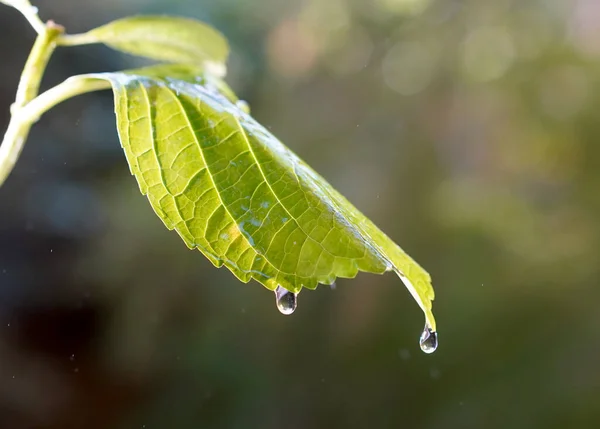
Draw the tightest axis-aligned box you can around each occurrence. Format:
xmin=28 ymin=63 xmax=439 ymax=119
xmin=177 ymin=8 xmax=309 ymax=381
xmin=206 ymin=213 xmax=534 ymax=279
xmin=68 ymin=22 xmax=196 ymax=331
xmin=236 ymin=100 xmax=250 ymax=113
xmin=274 ymin=285 xmax=297 ymax=315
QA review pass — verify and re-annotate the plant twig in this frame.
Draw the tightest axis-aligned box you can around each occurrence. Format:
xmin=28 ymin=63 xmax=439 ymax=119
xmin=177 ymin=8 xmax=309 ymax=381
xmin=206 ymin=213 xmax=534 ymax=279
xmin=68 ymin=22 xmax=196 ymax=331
xmin=17 ymin=76 xmax=111 ymax=125
xmin=0 ymin=21 xmax=63 ymax=186
xmin=0 ymin=75 xmax=110 ymax=185
xmin=13 ymin=22 xmax=63 ymax=109
xmin=18 ymin=2 xmax=45 ymax=34
xmin=1 ymin=0 xmax=46 ymax=34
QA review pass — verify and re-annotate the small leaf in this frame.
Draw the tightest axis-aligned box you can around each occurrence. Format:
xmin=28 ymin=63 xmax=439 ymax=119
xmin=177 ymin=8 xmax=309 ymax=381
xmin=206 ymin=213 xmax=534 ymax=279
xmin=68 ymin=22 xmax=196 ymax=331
xmin=86 ymin=71 xmax=436 ymax=330
xmin=73 ymin=16 xmax=229 ymax=75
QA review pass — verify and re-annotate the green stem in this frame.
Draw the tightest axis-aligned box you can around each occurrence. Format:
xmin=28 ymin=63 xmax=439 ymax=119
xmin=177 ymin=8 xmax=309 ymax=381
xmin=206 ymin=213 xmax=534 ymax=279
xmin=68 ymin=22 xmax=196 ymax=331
xmin=0 ymin=3 xmax=114 ymax=186
xmin=0 ymin=113 xmax=33 ymax=184
xmin=0 ymin=74 xmax=110 ymax=186
xmin=57 ymin=32 xmax=97 ymax=47
xmin=3 ymin=0 xmax=46 ymax=35
xmin=21 ymin=6 xmax=46 ymax=34
xmin=0 ymin=76 xmax=110 ymax=185
xmin=0 ymin=21 xmax=63 ymax=186
xmin=18 ymin=76 xmax=111 ymax=125
xmin=14 ymin=22 xmax=63 ymax=109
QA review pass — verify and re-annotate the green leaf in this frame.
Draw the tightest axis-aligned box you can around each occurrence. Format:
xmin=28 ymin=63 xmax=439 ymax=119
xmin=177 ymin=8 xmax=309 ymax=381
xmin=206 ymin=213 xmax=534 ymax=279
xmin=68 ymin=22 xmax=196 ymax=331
xmin=121 ymin=64 xmax=240 ymax=106
xmin=86 ymin=70 xmax=436 ymax=330
xmin=68 ymin=16 xmax=229 ymax=76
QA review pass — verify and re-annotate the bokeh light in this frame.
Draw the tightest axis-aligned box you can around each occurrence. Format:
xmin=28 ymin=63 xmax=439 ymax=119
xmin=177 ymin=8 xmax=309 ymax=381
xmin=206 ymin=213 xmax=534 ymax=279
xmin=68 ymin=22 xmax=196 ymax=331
xmin=382 ymin=41 xmax=436 ymax=95
xmin=462 ymin=26 xmax=515 ymax=82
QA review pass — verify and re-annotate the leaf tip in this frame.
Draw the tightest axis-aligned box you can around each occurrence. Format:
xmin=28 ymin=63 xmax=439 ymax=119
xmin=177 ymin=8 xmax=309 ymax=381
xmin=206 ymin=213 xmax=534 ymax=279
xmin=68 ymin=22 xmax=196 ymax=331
xmin=396 ymin=270 xmax=437 ymax=333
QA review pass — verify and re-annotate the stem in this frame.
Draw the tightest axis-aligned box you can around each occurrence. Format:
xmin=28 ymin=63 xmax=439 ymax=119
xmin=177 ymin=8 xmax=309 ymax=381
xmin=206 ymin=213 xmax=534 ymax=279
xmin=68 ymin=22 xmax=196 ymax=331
xmin=4 ymin=0 xmax=46 ymax=34
xmin=0 ymin=19 xmax=66 ymax=187
xmin=57 ymin=32 xmax=97 ymax=47
xmin=0 ymin=3 xmax=113 ymax=187
xmin=0 ymin=75 xmax=110 ymax=186
xmin=0 ymin=114 xmax=33 ymax=184
xmin=13 ymin=22 xmax=63 ymax=109
xmin=21 ymin=6 xmax=46 ymax=34
xmin=18 ymin=76 xmax=111 ymax=125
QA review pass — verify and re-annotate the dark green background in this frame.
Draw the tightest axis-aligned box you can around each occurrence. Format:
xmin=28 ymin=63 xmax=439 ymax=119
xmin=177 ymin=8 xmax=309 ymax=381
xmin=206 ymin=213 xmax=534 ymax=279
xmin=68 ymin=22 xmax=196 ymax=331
xmin=1 ymin=0 xmax=599 ymax=428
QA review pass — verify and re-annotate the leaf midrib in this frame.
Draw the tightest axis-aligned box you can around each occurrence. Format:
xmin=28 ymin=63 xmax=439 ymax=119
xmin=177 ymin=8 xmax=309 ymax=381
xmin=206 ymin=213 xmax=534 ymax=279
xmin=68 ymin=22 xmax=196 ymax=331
xmin=158 ymin=83 xmax=288 ymax=279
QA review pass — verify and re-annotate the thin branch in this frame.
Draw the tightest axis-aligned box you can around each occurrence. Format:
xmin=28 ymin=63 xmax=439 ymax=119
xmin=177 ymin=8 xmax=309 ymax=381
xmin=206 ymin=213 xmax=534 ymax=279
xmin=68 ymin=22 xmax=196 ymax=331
xmin=1 ymin=72 xmax=110 ymax=187
xmin=17 ymin=76 xmax=111 ymax=124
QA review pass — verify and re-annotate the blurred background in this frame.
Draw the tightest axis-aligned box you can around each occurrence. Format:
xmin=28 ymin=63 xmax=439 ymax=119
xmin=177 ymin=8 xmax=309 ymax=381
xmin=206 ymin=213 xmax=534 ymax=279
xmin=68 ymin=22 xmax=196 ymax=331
xmin=1 ymin=0 xmax=599 ymax=428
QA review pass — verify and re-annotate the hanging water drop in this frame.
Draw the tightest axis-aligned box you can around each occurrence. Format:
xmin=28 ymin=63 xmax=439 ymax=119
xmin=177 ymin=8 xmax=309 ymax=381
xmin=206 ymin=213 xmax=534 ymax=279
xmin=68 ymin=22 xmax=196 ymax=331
xmin=419 ymin=324 xmax=438 ymax=354
xmin=274 ymin=285 xmax=297 ymax=315
xmin=236 ymin=100 xmax=250 ymax=114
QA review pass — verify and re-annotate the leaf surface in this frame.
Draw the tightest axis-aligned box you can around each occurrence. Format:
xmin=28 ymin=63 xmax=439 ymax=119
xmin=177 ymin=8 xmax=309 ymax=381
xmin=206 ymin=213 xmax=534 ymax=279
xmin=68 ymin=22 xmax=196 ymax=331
xmin=76 ymin=16 xmax=228 ymax=75
xmin=86 ymin=69 xmax=436 ymax=330
xmin=121 ymin=64 xmax=240 ymax=104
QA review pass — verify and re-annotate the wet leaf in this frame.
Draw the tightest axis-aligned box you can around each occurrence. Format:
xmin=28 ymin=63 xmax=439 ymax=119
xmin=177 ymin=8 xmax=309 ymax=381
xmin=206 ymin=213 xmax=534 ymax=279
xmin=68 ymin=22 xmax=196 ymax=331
xmin=85 ymin=70 xmax=436 ymax=330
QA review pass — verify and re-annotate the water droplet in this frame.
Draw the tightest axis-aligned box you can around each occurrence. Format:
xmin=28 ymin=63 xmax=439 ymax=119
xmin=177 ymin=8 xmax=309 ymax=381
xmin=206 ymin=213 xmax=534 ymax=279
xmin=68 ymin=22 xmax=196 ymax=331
xmin=274 ymin=285 xmax=297 ymax=315
xmin=236 ymin=100 xmax=250 ymax=114
xmin=419 ymin=325 xmax=438 ymax=354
